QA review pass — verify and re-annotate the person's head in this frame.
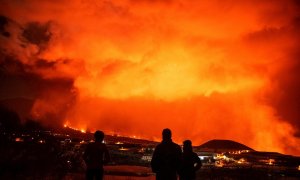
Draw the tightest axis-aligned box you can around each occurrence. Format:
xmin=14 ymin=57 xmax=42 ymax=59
xmin=183 ymin=140 xmax=193 ymax=152
xmin=94 ymin=130 xmax=104 ymax=142
xmin=162 ymin=128 xmax=172 ymax=141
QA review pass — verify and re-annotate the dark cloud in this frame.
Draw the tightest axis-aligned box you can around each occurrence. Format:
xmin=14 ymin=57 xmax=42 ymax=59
xmin=0 ymin=15 xmax=76 ymax=127
xmin=267 ymin=7 xmax=300 ymax=137
xmin=0 ymin=67 xmax=76 ymax=127
xmin=0 ymin=15 xmax=11 ymax=37
xmin=22 ymin=21 xmax=52 ymax=51
xmin=240 ymin=4 xmax=300 ymax=137
xmin=270 ymin=51 xmax=300 ymax=137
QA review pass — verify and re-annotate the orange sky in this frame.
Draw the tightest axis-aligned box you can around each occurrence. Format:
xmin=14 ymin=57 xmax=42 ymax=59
xmin=1 ymin=0 xmax=300 ymax=155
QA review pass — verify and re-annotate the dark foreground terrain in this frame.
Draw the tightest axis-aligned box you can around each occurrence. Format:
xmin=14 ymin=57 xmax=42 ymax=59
xmin=0 ymin=121 xmax=299 ymax=180
xmin=3 ymin=166 xmax=299 ymax=180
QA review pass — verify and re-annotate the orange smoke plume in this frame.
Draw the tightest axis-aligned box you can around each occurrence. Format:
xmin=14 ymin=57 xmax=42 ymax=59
xmin=1 ymin=0 xmax=300 ymax=155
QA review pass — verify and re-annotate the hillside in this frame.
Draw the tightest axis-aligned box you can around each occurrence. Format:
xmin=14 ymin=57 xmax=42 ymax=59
xmin=196 ymin=139 xmax=254 ymax=152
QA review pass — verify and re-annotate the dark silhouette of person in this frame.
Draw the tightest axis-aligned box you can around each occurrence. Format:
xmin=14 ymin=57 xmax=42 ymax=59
xmin=151 ymin=128 xmax=182 ymax=180
xmin=179 ymin=140 xmax=202 ymax=180
xmin=83 ymin=130 xmax=110 ymax=180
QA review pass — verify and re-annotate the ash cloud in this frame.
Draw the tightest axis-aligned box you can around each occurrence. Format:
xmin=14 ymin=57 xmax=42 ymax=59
xmin=273 ymin=16 xmax=300 ymax=136
xmin=22 ymin=21 xmax=52 ymax=52
xmin=242 ymin=4 xmax=300 ymax=137
xmin=0 ymin=14 xmax=76 ymax=126
xmin=0 ymin=0 xmax=300 ymax=155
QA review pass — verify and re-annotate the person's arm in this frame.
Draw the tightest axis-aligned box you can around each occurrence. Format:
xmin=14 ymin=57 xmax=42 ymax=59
xmin=176 ymin=145 xmax=183 ymax=172
xmin=193 ymin=153 xmax=202 ymax=171
xmin=151 ymin=147 xmax=159 ymax=173
xmin=103 ymin=144 xmax=110 ymax=164
xmin=83 ymin=144 xmax=90 ymax=163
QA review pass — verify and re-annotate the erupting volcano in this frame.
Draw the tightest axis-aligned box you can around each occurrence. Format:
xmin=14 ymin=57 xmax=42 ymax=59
xmin=1 ymin=0 xmax=300 ymax=155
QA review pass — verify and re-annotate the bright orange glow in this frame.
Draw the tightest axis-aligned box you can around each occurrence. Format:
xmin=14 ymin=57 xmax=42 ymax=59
xmin=237 ymin=158 xmax=246 ymax=164
xmin=119 ymin=147 xmax=129 ymax=151
xmin=64 ymin=124 xmax=86 ymax=133
xmin=2 ymin=0 xmax=300 ymax=155
xmin=80 ymin=129 xmax=86 ymax=133
xmin=15 ymin=138 xmax=23 ymax=142
xmin=268 ymin=159 xmax=275 ymax=165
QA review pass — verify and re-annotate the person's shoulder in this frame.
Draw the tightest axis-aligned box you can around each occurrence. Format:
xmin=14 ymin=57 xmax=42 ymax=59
xmin=101 ymin=142 xmax=108 ymax=148
xmin=192 ymin=152 xmax=198 ymax=156
xmin=86 ymin=142 xmax=93 ymax=146
xmin=87 ymin=142 xmax=96 ymax=146
xmin=192 ymin=152 xmax=200 ymax=159
xmin=85 ymin=142 xmax=94 ymax=150
xmin=96 ymin=142 xmax=108 ymax=148
xmin=94 ymin=141 xmax=104 ymax=146
xmin=172 ymin=142 xmax=181 ymax=148
xmin=155 ymin=142 xmax=163 ymax=149
xmin=171 ymin=142 xmax=181 ymax=151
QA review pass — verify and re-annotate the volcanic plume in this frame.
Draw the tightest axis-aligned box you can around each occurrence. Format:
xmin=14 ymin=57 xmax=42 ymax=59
xmin=1 ymin=0 xmax=300 ymax=155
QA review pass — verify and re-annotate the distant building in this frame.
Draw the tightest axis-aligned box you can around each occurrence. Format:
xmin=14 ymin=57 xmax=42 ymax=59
xmin=196 ymin=151 xmax=216 ymax=164
xmin=141 ymin=155 xmax=152 ymax=162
